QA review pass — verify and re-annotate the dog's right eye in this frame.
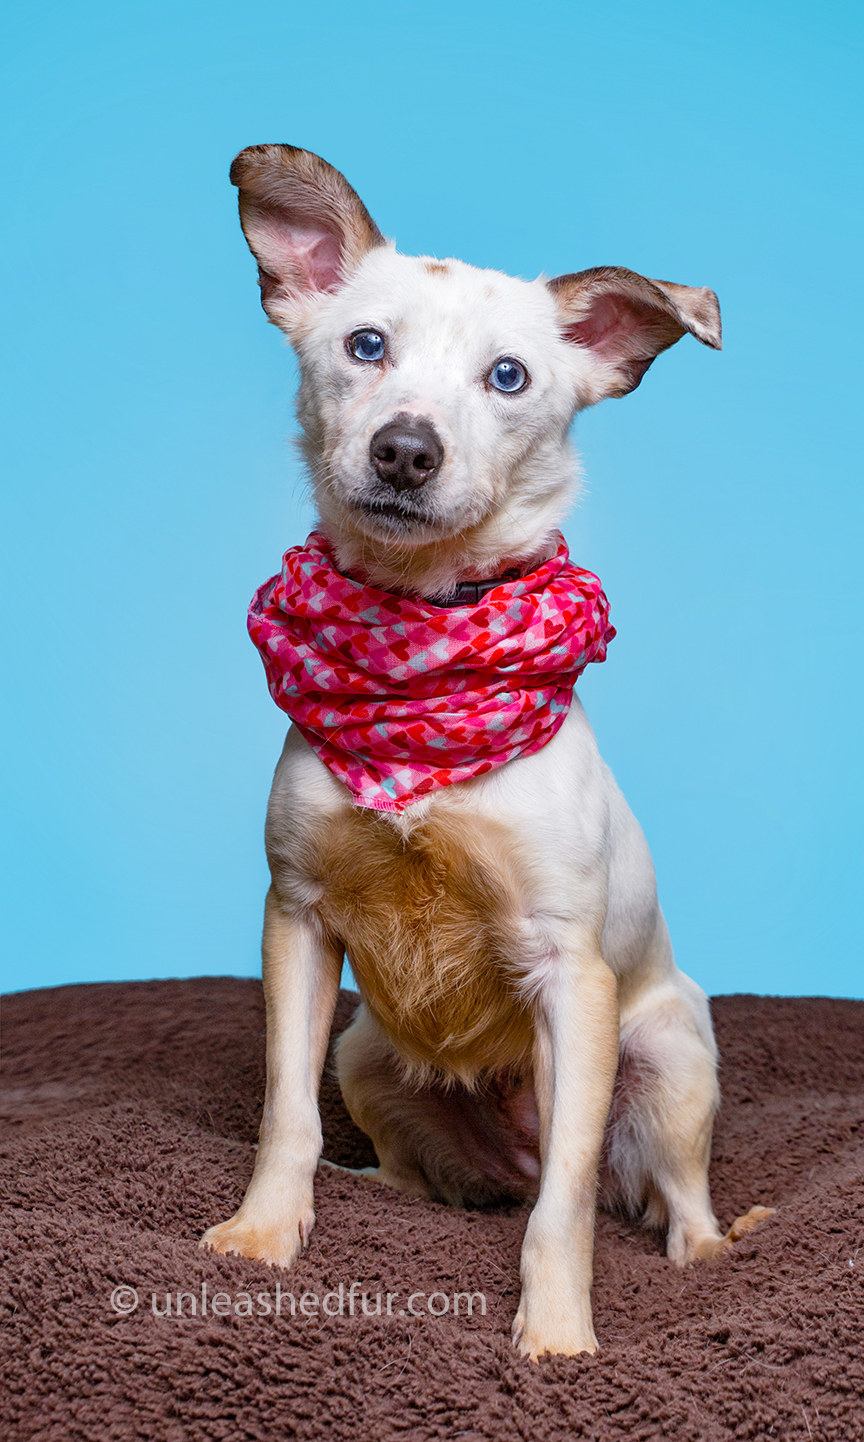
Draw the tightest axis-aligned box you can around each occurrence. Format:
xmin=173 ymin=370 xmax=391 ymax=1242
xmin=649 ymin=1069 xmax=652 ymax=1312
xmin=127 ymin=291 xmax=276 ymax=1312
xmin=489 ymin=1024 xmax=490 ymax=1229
xmin=348 ymin=330 xmax=386 ymax=362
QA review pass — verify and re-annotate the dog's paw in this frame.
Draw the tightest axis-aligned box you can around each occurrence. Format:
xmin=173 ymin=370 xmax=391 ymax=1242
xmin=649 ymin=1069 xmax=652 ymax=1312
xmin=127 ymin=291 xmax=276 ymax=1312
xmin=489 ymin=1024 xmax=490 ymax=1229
xmin=199 ymin=1208 xmax=313 ymax=1268
xmin=682 ymin=1204 xmax=776 ymax=1263
xmin=726 ymin=1204 xmax=775 ymax=1241
xmin=511 ymin=1310 xmax=598 ymax=1362
xmin=511 ymin=1299 xmax=598 ymax=1362
xmin=318 ymin=1157 xmax=431 ymax=1199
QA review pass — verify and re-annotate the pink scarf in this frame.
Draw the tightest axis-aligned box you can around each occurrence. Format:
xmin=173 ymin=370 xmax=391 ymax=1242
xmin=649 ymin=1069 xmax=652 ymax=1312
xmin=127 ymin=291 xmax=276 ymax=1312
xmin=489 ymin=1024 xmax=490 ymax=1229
xmin=248 ymin=531 xmax=615 ymax=812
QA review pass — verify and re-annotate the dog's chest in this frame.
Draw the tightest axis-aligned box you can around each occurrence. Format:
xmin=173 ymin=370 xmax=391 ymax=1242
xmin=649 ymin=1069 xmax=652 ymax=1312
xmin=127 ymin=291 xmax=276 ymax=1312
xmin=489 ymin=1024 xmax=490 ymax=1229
xmin=311 ymin=803 xmax=536 ymax=1082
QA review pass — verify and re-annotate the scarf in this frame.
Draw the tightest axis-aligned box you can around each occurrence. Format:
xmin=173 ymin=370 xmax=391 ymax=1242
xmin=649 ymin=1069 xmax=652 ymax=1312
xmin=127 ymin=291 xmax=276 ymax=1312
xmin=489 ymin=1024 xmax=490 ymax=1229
xmin=248 ymin=531 xmax=615 ymax=813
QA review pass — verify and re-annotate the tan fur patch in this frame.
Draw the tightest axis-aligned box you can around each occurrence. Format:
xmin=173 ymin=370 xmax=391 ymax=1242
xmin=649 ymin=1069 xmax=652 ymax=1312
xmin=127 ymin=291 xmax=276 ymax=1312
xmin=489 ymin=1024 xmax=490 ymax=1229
xmin=424 ymin=261 xmax=450 ymax=276
xmin=307 ymin=807 xmax=535 ymax=1083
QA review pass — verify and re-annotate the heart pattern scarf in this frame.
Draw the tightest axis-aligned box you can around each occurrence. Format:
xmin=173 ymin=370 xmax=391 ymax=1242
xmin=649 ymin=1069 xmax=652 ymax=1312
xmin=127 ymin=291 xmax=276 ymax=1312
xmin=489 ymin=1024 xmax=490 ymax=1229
xmin=248 ymin=531 xmax=615 ymax=813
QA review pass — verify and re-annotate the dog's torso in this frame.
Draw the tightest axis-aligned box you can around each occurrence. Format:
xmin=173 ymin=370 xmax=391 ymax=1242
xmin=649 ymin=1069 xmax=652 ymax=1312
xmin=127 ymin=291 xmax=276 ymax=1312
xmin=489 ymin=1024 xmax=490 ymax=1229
xmin=265 ymin=697 xmax=677 ymax=1086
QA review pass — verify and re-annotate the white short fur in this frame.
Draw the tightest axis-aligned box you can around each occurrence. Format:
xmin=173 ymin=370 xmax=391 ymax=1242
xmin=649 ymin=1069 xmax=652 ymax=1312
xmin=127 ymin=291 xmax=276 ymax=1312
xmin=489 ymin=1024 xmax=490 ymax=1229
xmin=201 ymin=145 xmax=771 ymax=1360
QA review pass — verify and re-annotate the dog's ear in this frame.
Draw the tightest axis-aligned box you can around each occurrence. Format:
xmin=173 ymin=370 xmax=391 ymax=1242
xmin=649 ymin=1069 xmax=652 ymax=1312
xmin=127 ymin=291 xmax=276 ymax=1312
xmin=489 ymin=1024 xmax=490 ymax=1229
xmin=548 ymin=266 xmax=721 ymax=400
xmin=229 ymin=145 xmax=385 ymax=329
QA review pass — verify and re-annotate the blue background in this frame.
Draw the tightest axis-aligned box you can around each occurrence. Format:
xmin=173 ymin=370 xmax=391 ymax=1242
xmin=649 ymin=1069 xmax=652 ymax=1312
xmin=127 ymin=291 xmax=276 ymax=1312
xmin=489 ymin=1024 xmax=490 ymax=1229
xmin=2 ymin=1 xmax=861 ymax=998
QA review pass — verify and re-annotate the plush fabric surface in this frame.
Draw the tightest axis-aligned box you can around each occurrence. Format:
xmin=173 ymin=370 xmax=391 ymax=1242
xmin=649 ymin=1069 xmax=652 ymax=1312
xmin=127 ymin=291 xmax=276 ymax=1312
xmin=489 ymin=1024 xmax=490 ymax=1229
xmin=1 ymin=980 xmax=862 ymax=1441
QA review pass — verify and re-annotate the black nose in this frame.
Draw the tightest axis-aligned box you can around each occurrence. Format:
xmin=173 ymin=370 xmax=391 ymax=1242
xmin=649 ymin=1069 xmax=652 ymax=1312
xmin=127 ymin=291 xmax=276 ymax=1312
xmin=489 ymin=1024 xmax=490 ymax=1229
xmin=369 ymin=418 xmax=444 ymax=491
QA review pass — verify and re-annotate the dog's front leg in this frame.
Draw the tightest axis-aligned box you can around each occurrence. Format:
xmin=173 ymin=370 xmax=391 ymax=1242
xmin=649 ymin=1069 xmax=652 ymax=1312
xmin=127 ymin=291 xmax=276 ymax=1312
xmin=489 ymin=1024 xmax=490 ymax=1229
xmin=201 ymin=886 xmax=342 ymax=1267
xmin=513 ymin=931 xmax=618 ymax=1360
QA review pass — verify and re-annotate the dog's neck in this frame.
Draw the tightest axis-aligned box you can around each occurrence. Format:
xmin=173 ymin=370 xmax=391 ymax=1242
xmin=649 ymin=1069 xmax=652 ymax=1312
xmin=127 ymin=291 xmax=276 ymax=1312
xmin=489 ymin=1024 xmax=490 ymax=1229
xmin=318 ymin=519 xmax=558 ymax=603
xmin=315 ymin=482 xmax=574 ymax=603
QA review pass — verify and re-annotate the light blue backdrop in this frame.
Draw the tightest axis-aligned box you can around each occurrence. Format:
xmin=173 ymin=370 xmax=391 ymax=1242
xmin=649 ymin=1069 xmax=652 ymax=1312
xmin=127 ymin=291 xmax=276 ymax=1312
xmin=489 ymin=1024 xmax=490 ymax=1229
xmin=2 ymin=1 xmax=861 ymax=998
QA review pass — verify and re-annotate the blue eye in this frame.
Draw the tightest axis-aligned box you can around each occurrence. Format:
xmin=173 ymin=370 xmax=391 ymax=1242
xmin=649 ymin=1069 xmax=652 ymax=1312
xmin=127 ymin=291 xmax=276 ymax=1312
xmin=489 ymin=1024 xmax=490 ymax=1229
xmin=489 ymin=357 xmax=528 ymax=393
xmin=348 ymin=329 xmax=386 ymax=362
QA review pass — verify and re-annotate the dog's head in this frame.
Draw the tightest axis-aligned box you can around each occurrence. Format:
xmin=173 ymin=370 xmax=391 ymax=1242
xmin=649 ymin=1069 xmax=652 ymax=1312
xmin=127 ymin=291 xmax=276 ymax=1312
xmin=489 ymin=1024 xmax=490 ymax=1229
xmin=231 ymin=145 xmax=720 ymax=592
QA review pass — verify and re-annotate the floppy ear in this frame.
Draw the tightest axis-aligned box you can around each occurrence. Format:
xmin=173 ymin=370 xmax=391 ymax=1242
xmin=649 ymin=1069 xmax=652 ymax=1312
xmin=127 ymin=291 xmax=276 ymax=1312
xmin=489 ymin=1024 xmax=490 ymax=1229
xmin=548 ymin=266 xmax=721 ymax=399
xmin=229 ymin=144 xmax=385 ymax=329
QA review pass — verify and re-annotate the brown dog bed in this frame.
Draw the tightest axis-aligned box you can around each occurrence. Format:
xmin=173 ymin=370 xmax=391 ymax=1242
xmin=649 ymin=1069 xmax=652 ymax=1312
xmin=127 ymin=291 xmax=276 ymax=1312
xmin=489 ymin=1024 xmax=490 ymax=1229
xmin=2 ymin=979 xmax=862 ymax=1440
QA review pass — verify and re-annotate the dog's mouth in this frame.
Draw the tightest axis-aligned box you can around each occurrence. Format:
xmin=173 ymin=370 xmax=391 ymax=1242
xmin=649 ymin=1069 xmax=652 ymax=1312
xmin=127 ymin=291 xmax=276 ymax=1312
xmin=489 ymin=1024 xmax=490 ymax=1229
xmin=356 ymin=497 xmax=440 ymax=528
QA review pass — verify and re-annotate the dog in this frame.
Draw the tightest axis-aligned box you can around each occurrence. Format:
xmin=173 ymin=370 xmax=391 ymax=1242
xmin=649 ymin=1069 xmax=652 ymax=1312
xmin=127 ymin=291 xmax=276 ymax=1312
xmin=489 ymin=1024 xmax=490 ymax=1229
xmin=202 ymin=144 xmax=772 ymax=1360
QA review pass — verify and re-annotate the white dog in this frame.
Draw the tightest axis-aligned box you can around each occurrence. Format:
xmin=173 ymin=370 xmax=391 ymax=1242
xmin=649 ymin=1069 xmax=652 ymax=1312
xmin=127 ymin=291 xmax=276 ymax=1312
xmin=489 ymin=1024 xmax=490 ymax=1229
xmin=202 ymin=145 xmax=771 ymax=1360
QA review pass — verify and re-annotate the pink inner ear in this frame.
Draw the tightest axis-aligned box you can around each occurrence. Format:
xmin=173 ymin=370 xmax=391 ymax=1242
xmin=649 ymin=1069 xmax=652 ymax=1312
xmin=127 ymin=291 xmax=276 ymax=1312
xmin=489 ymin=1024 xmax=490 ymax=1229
xmin=256 ymin=216 xmax=345 ymax=296
xmin=290 ymin=226 xmax=345 ymax=294
xmin=564 ymin=291 xmax=657 ymax=356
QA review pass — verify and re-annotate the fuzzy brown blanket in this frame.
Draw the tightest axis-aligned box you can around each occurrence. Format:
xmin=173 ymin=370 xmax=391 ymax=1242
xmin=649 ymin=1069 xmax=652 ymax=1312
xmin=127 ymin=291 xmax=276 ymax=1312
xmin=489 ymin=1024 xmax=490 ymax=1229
xmin=1 ymin=980 xmax=862 ymax=1441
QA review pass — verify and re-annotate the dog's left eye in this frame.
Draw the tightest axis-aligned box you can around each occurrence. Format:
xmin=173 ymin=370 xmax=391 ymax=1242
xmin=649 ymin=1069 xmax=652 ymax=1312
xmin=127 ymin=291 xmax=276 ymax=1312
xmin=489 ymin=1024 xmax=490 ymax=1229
xmin=348 ymin=330 xmax=386 ymax=362
xmin=488 ymin=357 xmax=528 ymax=393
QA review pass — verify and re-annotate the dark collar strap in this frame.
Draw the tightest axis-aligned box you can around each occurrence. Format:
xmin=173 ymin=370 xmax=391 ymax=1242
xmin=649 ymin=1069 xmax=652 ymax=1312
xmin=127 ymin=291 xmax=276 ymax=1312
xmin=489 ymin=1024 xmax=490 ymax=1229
xmin=423 ymin=566 xmax=526 ymax=609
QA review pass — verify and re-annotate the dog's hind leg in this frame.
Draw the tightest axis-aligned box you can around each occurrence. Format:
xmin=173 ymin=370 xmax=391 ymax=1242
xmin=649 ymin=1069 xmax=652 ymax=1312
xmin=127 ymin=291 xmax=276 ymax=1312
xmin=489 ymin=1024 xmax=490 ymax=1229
xmin=330 ymin=1003 xmax=539 ymax=1206
xmin=606 ymin=967 xmax=773 ymax=1264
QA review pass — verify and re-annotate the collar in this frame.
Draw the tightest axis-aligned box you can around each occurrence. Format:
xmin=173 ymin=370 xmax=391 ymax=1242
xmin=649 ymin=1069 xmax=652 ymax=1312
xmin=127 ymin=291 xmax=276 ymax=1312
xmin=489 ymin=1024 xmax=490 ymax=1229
xmin=340 ymin=539 xmax=551 ymax=608
xmin=423 ymin=565 xmax=528 ymax=608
